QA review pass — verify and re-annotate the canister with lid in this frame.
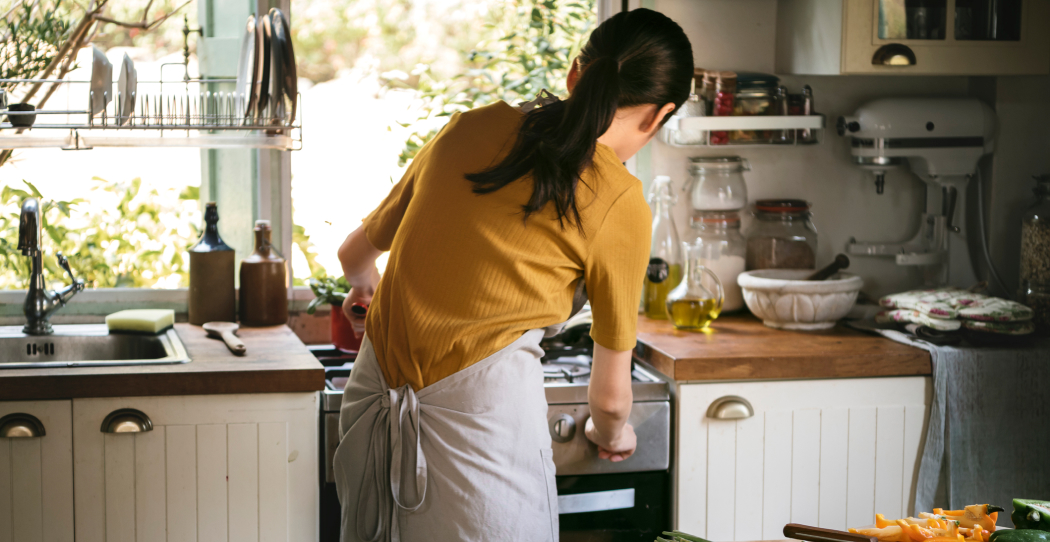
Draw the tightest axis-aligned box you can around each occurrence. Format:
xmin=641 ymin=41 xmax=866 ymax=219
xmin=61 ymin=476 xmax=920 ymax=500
xmin=745 ymin=199 xmax=818 ymax=270
xmin=731 ymin=72 xmax=779 ymax=143
xmin=687 ymin=156 xmax=750 ymax=212
xmin=690 ymin=211 xmax=747 ymax=312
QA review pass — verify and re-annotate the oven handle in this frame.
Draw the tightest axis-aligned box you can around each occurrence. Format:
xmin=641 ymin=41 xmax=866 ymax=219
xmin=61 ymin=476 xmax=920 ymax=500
xmin=558 ymin=488 xmax=635 ymax=514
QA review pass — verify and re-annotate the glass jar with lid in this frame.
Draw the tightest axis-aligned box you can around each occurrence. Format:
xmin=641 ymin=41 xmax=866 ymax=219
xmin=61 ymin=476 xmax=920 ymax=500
xmin=731 ymin=72 xmax=779 ymax=143
xmin=687 ymin=156 xmax=750 ymax=212
xmin=1019 ymin=175 xmax=1050 ymax=335
xmin=690 ymin=211 xmax=747 ymax=313
xmin=745 ymin=199 xmax=818 ymax=270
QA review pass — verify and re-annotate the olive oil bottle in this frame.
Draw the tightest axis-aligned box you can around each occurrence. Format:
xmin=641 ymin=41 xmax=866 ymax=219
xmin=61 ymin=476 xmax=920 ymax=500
xmin=666 ymin=241 xmax=725 ymax=331
xmin=643 ymin=176 xmax=683 ymax=319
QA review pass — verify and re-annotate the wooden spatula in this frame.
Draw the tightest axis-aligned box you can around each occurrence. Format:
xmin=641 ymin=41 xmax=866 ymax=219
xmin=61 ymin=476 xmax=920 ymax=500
xmin=203 ymin=321 xmax=247 ymax=356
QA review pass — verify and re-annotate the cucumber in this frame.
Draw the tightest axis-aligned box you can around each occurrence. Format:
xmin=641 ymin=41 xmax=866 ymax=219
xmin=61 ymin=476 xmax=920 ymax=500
xmin=989 ymin=530 xmax=1050 ymax=542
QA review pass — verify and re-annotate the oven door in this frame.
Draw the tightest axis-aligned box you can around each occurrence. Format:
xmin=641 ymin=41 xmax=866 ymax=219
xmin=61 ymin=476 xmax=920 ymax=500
xmin=557 ymin=470 xmax=671 ymax=542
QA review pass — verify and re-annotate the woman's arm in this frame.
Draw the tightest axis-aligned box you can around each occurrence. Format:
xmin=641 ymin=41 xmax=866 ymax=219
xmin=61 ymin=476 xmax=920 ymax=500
xmin=337 ymin=225 xmax=382 ymax=335
xmin=585 ymin=343 xmax=637 ymax=462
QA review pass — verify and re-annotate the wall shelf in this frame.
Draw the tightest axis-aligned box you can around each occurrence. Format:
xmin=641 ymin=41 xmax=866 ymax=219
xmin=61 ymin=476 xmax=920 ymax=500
xmin=659 ymin=114 xmax=825 ymax=148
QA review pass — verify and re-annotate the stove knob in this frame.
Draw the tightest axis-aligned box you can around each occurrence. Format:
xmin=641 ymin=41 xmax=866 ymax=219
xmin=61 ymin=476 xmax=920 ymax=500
xmin=549 ymin=413 xmax=576 ymax=443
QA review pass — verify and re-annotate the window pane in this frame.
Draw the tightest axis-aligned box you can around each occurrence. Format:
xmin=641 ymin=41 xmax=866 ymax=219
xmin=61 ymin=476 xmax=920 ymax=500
xmin=0 ymin=50 xmax=201 ymax=290
xmin=955 ymin=0 xmax=1022 ymax=41
xmin=289 ymin=0 xmax=596 ymax=285
xmin=879 ymin=0 xmax=948 ymax=40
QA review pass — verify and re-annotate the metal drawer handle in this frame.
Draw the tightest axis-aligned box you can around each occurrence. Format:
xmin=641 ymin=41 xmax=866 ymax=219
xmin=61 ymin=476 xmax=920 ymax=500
xmin=101 ymin=408 xmax=153 ymax=433
xmin=0 ymin=413 xmax=46 ymax=438
xmin=706 ymin=396 xmax=754 ymax=420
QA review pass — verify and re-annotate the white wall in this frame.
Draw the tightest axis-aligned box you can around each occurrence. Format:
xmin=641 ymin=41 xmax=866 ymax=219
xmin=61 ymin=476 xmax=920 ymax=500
xmin=648 ymin=0 xmax=1047 ymax=298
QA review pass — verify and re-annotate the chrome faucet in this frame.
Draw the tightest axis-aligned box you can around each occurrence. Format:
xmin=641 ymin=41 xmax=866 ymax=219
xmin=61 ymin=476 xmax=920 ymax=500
xmin=17 ymin=198 xmax=84 ymax=335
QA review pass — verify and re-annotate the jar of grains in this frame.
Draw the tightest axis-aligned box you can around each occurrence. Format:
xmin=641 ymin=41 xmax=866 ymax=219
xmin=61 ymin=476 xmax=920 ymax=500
xmin=1019 ymin=175 xmax=1050 ymax=335
xmin=690 ymin=211 xmax=748 ymax=312
xmin=745 ymin=199 xmax=818 ymax=270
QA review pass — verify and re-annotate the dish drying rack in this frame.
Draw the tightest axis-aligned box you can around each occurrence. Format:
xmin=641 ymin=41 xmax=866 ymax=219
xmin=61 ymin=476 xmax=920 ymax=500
xmin=659 ymin=114 xmax=825 ymax=148
xmin=0 ymin=78 xmax=301 ymax=151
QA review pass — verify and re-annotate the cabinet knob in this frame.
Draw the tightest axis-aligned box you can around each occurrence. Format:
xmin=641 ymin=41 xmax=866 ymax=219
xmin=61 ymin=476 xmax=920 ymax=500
xmin=0 ymin=413 xmax=46 ymax=438
xmin=101 ymin=408 xmax=153 ymax=433
xmin=706 ymin=396 xmax=754 ymax=420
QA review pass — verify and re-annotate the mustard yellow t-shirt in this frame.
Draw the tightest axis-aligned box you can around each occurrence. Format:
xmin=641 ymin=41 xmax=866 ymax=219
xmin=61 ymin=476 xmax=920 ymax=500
xmin=363 ymin=101 xmax=651 ymax=391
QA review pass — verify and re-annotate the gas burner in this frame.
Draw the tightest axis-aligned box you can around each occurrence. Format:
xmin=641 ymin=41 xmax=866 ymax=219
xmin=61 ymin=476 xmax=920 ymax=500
xmin=543 ymin=355 xmax=592 ymax=384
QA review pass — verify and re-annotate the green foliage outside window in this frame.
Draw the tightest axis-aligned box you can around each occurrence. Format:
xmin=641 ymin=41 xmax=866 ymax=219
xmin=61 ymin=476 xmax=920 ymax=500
xmin=0 ymin=180 xmax=199 ymax=289
xmin=390 ymin=0 xmax=595 ymax=166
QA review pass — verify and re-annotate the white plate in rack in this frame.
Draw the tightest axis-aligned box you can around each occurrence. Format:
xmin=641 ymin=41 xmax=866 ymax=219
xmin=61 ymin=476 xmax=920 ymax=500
xmin=117 ymin=53 xmax=136 ymax=125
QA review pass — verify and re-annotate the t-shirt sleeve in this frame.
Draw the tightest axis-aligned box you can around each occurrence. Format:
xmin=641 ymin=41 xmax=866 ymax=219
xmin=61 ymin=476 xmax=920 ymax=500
xmin=585 ymin=182 xmax=652 ymax=352
xmin=361 ymin=142 xmax=432 ymax=251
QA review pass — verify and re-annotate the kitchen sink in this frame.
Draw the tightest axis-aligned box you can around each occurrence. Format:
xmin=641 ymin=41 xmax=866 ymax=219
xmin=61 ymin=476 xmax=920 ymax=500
xmin=0 ymin=324 xmax=190 ymax=369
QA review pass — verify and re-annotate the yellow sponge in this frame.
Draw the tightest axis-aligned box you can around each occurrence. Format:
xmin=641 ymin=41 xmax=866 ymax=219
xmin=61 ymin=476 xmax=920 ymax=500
xmin=105 ymin=309 xmax=175 ymax=334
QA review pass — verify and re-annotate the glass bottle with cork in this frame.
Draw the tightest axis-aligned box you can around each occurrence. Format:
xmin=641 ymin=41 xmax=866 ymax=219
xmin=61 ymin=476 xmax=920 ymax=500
xmin=188 ymin=202 xmax=235 ymax=325
xmin=644 ymin=176 xmax=683 ymax=320
xmin=239 ymin=220 xmax=289 ymax=326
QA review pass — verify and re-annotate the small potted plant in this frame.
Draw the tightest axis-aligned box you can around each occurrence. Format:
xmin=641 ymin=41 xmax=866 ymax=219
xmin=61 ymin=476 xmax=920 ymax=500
xmin=307 ymin=276 xmax=362 ymax=352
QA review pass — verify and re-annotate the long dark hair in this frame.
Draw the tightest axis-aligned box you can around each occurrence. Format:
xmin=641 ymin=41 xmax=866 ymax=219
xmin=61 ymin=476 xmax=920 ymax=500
xmin=466 ymin=8 xmax=694 ymax=231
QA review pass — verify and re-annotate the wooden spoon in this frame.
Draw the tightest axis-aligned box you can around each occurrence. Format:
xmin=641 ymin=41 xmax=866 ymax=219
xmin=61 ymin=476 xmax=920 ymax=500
xmin=203 ymin=322 xmax=247 ymax=356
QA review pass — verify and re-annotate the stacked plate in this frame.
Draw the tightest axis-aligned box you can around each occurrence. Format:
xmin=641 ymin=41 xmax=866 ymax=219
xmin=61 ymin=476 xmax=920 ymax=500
xmin=236 ymin=8 xmax=297 ymax=125
xmin=89 ymin=47 xmax=137 ymax=125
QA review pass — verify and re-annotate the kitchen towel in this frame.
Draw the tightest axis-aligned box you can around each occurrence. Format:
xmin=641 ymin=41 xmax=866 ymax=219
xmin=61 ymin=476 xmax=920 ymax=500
xmin=849 ymin=317 xmax=1050 ymax=517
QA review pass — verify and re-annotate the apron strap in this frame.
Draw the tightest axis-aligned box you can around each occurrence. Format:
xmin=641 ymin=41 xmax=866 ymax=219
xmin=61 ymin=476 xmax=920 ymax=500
xmin=355 ymin=384 xmax=429 ymax=542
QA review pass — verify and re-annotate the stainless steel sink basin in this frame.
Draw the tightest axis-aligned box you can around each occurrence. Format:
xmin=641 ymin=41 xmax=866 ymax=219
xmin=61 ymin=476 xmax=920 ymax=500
xmin=0 ymin=324 xmax=190 ymax=369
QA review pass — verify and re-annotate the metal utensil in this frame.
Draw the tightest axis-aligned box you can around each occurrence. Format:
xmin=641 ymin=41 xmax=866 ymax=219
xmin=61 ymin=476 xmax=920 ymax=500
xmin=202 ymin=321 xmax=246 ymax=356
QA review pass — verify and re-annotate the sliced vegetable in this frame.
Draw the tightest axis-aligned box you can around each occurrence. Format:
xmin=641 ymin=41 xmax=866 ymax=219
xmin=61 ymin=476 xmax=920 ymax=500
xmin=1011 ymin=499 xmax=1050 ymax=532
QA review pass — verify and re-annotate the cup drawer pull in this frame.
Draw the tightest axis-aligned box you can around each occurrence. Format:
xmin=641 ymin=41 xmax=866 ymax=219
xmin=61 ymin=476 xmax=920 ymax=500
xmin=706 ymin=396 xmax=754 ymax=420
xmin=101 ymin=408 xmax=153 ymax=433
xmin=0 ymin=413 xmax=45 ymax=438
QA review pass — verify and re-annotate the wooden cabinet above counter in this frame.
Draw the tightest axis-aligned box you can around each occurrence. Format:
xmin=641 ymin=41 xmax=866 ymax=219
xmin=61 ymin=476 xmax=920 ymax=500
xmin=634 ymin=314 xmax=931 ymax=382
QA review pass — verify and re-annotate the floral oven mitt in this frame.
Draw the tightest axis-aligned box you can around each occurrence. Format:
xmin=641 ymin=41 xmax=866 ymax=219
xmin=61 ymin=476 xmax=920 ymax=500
xmin=880 ymin=287 xmax=1033 ymax=322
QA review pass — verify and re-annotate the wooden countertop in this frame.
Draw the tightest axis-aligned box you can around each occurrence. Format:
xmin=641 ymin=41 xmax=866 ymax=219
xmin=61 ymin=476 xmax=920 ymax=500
xmin=634 ymin=314 xmax=932 ymax=382
xmin=0 ymin=324 xmax=324 ymax=400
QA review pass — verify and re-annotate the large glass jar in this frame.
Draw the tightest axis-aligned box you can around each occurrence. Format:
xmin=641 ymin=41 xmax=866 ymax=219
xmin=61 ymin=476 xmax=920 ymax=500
xmin=745 ymin=199 xmax=818 ymax=270
xmin=687 ymin=156 xmax=750 ymax=211
xmin=690 ymin=211 xmax=747 ymax=313
xmin=1019 ymin=175 xmax=1050 ymax=335
xmin=730 ymin=72 xmax=779 ymax=144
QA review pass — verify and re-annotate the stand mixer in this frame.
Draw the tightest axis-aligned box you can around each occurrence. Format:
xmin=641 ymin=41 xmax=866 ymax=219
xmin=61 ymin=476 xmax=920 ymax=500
xmin=838 ymin=98 xmax=997 ymax=287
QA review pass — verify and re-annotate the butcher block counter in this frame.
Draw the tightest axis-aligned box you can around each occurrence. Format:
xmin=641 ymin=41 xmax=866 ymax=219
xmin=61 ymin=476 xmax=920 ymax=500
xmin=634 ymin=313 xmax=932 ymax=382
xmin=0 ymin=323 xmax=324 ymax=400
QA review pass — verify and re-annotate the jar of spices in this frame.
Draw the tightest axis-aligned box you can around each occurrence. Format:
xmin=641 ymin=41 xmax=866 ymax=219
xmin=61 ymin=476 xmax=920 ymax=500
xmin=730 ymin=72 xmax=779 ymax=144
xmin=745 ymin=199 xmax=818 ymax=270
xmin=669 ymin=79 xmax=706 ymax=145
xmin=700 ymin=70 xmax=718 ymax=115
xmin=710 ymin=72 xmax=736 ymax=146
xmin=687 ymin=156 xmax=750 ymax=212
xmin=1019 ymin=175 xmax=1050 ymax=335
xmin=690 ymin=211 xmax=747 ymax=313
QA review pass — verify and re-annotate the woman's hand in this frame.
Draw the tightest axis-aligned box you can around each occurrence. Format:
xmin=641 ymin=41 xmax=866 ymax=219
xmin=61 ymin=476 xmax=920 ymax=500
xmin=342 ymin=287 xmax=372 ymax=338
xmin=584 ymin=418 xmax=637 ymax=462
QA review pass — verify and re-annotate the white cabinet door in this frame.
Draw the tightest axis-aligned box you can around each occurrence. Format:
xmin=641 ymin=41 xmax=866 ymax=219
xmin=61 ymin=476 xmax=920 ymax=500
xmin=676 ymin=377 xmax=930 ymax=540
xmin=0 ymin=400 xmax=73 ymax=542
xmin=72 ymin=393 xmax=318 ymax=542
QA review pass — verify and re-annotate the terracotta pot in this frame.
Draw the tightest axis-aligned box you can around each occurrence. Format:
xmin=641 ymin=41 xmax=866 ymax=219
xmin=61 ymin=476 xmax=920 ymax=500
xmin=330 ymin=303 xmax=362 ymax=352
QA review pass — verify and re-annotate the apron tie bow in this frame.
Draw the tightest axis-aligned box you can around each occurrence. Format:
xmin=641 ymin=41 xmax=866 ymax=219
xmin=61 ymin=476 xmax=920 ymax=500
xmin=356 ymin=384 xmax=428 ymax=542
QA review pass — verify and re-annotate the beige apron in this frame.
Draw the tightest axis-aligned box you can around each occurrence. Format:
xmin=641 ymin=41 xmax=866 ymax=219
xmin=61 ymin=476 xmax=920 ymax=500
xmin=333 ymin=328 xmax=558 ymax=542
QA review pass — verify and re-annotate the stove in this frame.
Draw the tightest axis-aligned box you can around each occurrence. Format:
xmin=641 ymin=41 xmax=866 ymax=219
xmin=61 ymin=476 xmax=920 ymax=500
xmin=316 ymin=325 xmax=673 ymax=541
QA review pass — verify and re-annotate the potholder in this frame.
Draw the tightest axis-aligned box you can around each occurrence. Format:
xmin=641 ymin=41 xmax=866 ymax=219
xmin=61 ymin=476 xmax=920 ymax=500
xmin=878 ymin=288 xmax=975 ymax=320
xmin=962 ymin=319 xmax=1035 ymax=335
xmin=875 ymin=309 xmax=963 ymax=331
xmin=953 ymin=296 xmax=1034 ymax=322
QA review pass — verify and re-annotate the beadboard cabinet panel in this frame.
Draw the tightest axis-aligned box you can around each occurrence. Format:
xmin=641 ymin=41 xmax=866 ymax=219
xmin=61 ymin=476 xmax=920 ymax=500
xmin=0 ymin=400 xmax=73 ymax=542
xmin=72 ymin=393 xmax=318 ymax=542
xmin=676 ymin=377 xmax=931 ymax=540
